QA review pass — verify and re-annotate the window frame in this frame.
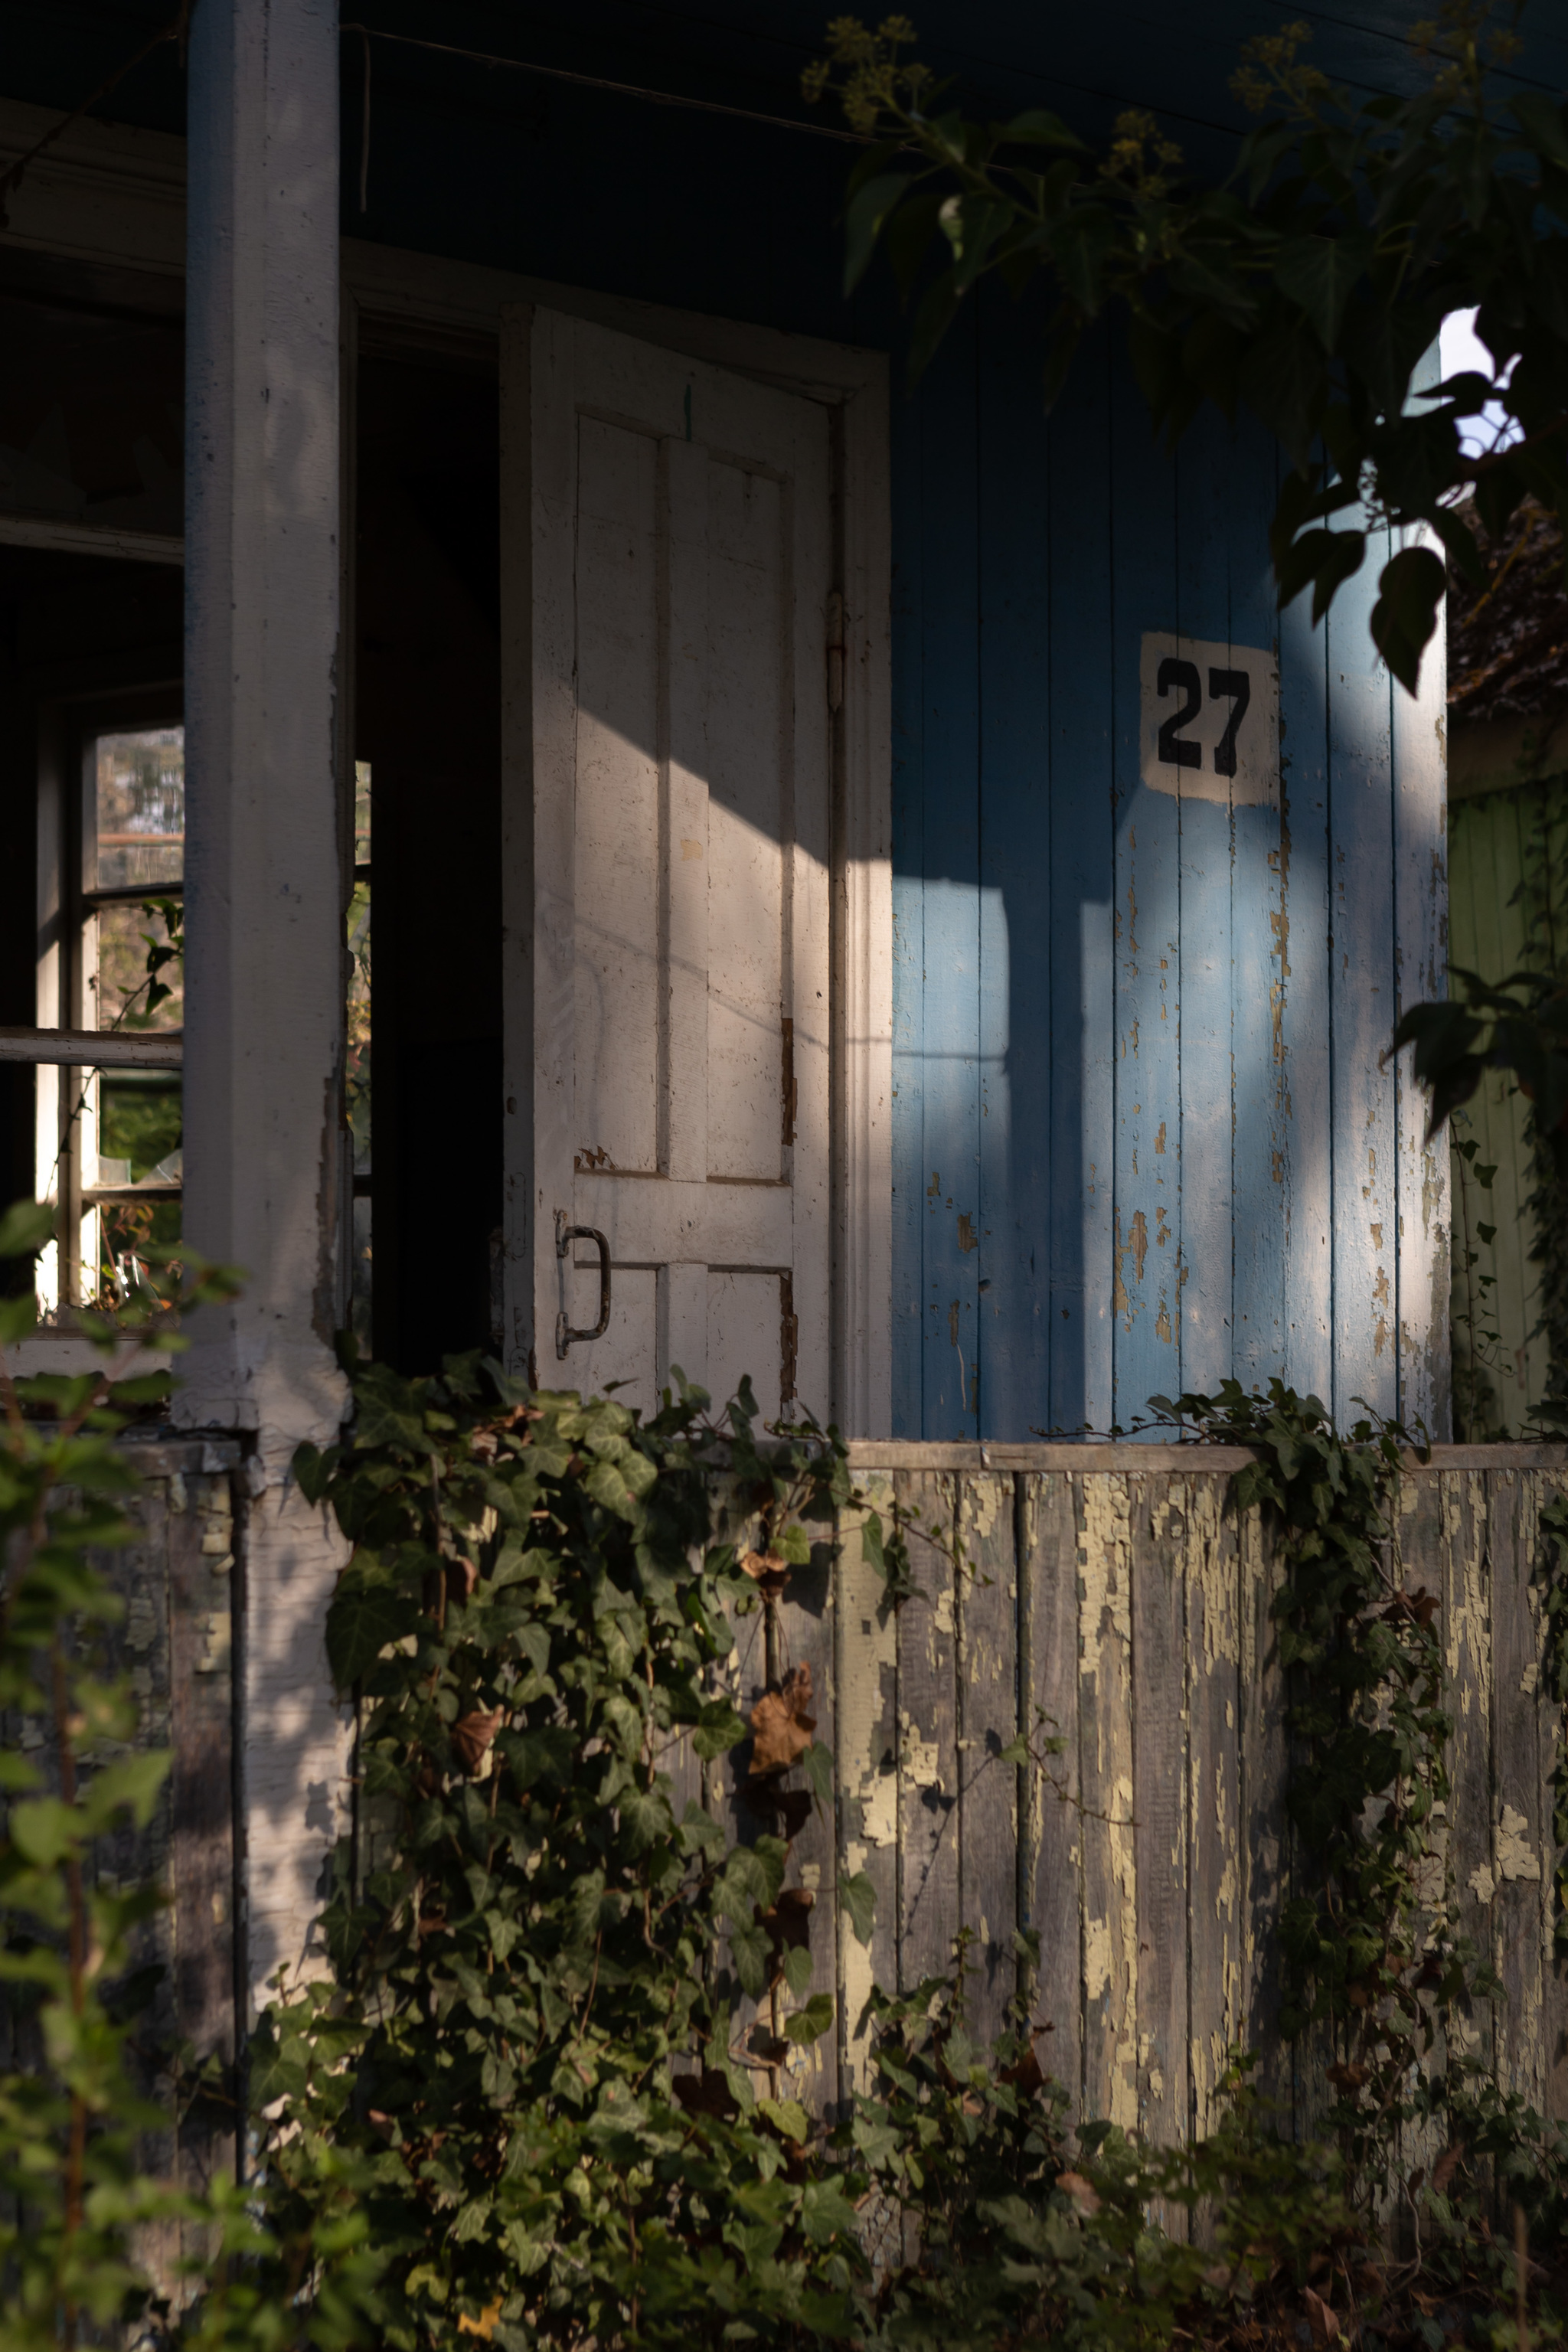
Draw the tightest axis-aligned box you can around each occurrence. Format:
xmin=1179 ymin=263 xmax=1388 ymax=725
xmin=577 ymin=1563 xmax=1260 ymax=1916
xmin=35 ymin=682 xmax=185 ymax=1315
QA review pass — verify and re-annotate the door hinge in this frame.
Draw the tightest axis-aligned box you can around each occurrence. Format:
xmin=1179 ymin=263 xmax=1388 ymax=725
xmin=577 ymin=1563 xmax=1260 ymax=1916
xmin=825 ymin=589 xmax=845 ymax=714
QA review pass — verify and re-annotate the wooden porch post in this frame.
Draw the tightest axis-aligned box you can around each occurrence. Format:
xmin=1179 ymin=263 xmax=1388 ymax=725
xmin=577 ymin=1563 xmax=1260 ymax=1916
xmin=178 ymin=0 xmax=350 ymax=2011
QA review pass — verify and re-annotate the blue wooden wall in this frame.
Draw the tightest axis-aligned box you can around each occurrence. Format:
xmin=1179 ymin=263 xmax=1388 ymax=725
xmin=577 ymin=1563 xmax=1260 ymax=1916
xmin=1 ymin=0 xmax=1458 ymax=1440
xmin=890 ymin=300 xmax=1449 ymax=1441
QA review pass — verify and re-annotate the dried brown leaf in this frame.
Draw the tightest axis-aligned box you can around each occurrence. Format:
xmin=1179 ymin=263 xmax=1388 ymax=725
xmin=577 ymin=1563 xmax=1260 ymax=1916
xmin=1302 ymin=2285 xmax=1340 ymax=2346
xmin=1056 ymin=2169 xmax=1101 ymax=2216
xmin=740 ymin=1548 xmax=792 ymax=1599
xmin=452 ymin=1708 xmax=504 ymax=1772
xmin=749 ymin=1662 xmax=816 ymax=1775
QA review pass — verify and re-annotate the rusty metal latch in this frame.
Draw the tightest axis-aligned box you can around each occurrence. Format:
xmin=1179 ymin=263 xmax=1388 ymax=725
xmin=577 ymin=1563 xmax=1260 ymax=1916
xmin=555 ymin=1211 xmax=611 ymax=1358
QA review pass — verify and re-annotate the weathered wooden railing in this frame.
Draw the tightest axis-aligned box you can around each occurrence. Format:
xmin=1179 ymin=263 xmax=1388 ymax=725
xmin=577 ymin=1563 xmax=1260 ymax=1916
xmin=717 ymin=1442 xmax=1568 ymax=2141
xmin=92 ymin=1436 xmax=1568 ymax=2159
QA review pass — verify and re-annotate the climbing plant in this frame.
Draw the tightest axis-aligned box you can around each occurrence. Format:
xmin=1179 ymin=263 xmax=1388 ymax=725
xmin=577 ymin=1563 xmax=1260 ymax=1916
xmin=1147 ymin=1381 xmax=1503 ymax=2203
xmin=244 ymin=1344 xmax=1568 ymax=2347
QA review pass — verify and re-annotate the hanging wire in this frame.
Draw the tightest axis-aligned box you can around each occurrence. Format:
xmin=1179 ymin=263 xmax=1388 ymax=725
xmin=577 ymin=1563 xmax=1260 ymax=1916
xmin=338 ymin=19 xmax=865 ymax=214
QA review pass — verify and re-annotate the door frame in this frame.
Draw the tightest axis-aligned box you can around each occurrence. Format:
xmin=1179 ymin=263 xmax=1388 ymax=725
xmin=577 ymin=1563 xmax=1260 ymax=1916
xmin=0 ymin=92 xmax=893 ymax=1432
xmin=341 ymin=240 xmax=893 ymax=1436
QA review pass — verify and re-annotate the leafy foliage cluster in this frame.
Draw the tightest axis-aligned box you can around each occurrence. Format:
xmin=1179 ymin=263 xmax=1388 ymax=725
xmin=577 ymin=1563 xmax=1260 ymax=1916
xmin=806 ymin=6 xmax=1568 ymax=693
xmin=9 ymin=1300 xmax=1568 ymax=2344
xmin=1150 ymin=1383 xmax=1498 ymax=2200
xmin=240 ymin=1347 xmax=1568 ymax=2351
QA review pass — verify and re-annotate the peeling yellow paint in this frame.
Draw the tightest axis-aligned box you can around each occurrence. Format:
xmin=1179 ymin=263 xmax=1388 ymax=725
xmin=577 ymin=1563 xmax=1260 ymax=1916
xmin=835 ymin=1484 xmax=897 ymax=2090
xmin=1497 ymin=1805 xmax=1540 ymax=1883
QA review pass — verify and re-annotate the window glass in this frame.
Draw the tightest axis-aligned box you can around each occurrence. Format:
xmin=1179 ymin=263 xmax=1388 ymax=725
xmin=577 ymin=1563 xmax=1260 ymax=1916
xmin=95 ymin=899 xmax=183 ymax=1033
xmin=95 ymin=725 xmax=184 ymax=890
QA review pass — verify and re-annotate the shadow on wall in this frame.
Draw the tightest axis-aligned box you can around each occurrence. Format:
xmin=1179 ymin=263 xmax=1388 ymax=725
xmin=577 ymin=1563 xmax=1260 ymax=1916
xmin=889 ymin=300 xmax=1442 ymax=1442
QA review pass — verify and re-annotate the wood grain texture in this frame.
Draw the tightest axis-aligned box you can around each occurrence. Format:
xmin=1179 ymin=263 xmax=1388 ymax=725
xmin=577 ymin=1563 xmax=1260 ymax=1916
xmin=775 ymin=1511 xmax=840 ymax=2114
xmin=1227 ymin=422 xmax=1291 ymax=1395
xmin=956 ymin=1472 xmax=1021 ymax=2050
xmin=835 ymin=1480 xmax=900 ymax=2094
xmin=1047 ymin=330 xmax=1116 ymax=1437
xmin=1390 ymin=508 xmax=1452 ymax=1438
xmin=1129 ymin=1476 xmax=1187 ymax=2157
xmin=1184 ymin=1472 xmax=1243 ymax=2142
xmin=1444 ymin=1469 xmax=1498 ymax=2093
xmin=1238 ymin=1497 xmax=1289 ymax=2117
xmin=897 ymin=1468 xmax=961 ymax=1988
xmin=1489 ymin=1468 xmax=1547 ymax=2107
xmin=1173 ymin=408 xmax=1234 ymax=1402
xmin=1076 ymin=1471 xmax=1139 ymax=2126
xmin=168 ymin=1469 xmax=237 ymax=2200
xmin=976 ymin=322 xmax=1051 ymax=1439
xmin=1019 ymin=1472 xmax=1086 ymax=2110
xmin=1328 ymin=516 xmax=1400 ymax=1426
xmin=1111 ymin=358 xmax=1184 ymax=1424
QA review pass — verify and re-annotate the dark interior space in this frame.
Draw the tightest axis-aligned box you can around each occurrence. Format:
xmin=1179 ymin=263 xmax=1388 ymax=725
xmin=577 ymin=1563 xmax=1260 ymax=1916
xmin=355 ymin=349 xmax=502 ymax=1373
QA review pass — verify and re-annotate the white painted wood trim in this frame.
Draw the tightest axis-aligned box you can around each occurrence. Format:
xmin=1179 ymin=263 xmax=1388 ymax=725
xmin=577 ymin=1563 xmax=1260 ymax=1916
xmin=0 ymin=514 xmax=184 ymax=564
xmin=178 ymin=0 xmax=351 ymax=2010
xmin=0 ymin=96 xmax=185 ymax=276
xmin=0 ymin=1024 xmax=182 ymax=1068
xmin=524 ymin=306 xmax=581 ymax=1381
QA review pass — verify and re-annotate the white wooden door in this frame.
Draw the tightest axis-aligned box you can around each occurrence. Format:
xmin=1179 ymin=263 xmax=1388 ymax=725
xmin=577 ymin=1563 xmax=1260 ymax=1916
xmin=501 ymin=305 xmax=832 ymax=1423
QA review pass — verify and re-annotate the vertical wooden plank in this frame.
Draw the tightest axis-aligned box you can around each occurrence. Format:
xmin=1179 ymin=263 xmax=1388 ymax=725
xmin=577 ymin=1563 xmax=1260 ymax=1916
xmin=1228 ymin=422 xmax=1291 ymax=1393
xmin=835 ymin=1477 xmax=900 ymax=2096
xmin=1077 ymin=1470 xmax=1138 ymax=2126
xmin=957 ymin=1470 xmax=1021 ymax=2050
xmin=1239 ymin=1494 xmax=1289 ymax=2118
xmin=1394 ymin=1468 xmax=1447 ymax=2213
xmin=1276 ymin=576 xmax=1334 ymax=1405
xmin=1489 ymin=1468 xmax=1547 ymax=2109
xmin=1325 ymin=516 xmax=1399 ymax=1423
xmin=1132 ymin=1475 xmax=1188 ymax=2162
xmin=169 ymin=1468 xmax=237 ymax=2204
xmin=1048 ymin=329 xmax=1116 ymax=1436
xmin=897 ymin=1468 xmax=960 ymax=1987
xmin=978 ymin=301 xmax=1051 ymax=1439
xmin=1020 ymin=1472 xmax=1085 ymax=2111
xmin=912 ymin=319 xmax=982 ymax=1439
xmin=1111 ymin=360 xmax=1183 ymax=1425
xmin=1444 ymin=1468 xmax=1498 ymax=2092
xmin=773 ymin=1495 xmax=839 ymax=2115
xmin=1185 ymin=1469 xmax=1244 ymax=2142
xmin=889 ymin=361 xmax=926 ymax=1438
xmin=1390 ymin=342 xmax=1452 ymax=1438
xmin=1173 ymin=408 xmax=1233 ymax=1398
xmin=1538 ymin=1470 xmax=1568 ymax=2122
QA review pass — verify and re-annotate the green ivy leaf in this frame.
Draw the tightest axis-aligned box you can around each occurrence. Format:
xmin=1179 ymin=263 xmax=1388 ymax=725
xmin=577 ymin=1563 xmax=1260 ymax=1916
xmin=838 ymin=1870 xmax=877 ymax=1947
xmin=325 ymin=1576 xmax=418 ymax=1687
xmin=784 ymin=1991 xmax=835 ymax=2046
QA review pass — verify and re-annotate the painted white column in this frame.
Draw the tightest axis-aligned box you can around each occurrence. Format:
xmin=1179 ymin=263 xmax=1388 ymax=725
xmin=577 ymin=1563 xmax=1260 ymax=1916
xmin=179 ymin=0 xmax=351 ymax=2007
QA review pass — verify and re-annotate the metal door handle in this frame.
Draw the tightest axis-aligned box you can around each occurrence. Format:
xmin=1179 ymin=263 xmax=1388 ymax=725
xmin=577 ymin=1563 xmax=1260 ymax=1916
xmin=555 ymin=1214 xmax=611 ymax=1358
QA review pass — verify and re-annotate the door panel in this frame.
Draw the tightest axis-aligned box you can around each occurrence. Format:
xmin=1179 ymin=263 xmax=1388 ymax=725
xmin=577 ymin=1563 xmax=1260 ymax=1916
xmin=501 ymin=305 xmax=831 ymax=1423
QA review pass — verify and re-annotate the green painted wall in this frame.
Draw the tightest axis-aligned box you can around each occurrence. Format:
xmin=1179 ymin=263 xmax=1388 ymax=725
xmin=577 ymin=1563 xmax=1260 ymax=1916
xmin=1446 ymin=776 xmax=1568 ymax=1436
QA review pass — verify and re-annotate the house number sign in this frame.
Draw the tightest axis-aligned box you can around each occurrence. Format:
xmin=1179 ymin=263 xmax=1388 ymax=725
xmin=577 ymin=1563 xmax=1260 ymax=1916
xmin=1138 ymin=630 xmax=1280 ymax=808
